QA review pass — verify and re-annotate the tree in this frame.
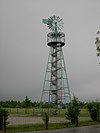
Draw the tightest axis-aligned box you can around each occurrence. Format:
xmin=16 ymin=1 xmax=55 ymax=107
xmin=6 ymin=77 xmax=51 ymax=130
xmin=87 ymin=102 xmax=100 ymax=123
xmin=0 ymin=109 xmax=9 ymax=132
xmin=22 ymin=96 xmax=32 ymax=114
xmin=65 ymin=96 xmax=81 ymax=126
xmin=95 ymin=31 xmax=100 ymax=57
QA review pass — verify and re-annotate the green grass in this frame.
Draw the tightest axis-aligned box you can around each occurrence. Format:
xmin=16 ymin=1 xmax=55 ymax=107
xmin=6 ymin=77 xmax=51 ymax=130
xmin=7 ymin=121 xmax=100 ymax=132
xmin=2 ymin=107 xmax=99 ymax=132
xmin=79 ymin=108 xmax=89 ymax=117
xmin=2 ymin=108 xmax=89 ymax=117
xmin=3 ymin=108 xmax=34 ymax=115
xmin=7 ymin=123 xmax=44 ymax=132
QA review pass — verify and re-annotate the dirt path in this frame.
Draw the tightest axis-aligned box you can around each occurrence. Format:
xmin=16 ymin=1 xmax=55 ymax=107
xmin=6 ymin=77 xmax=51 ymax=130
xmin=8 ymin=116 xmax=91 ymax=125
xmin=8 ymin=116 xmax=67 ymax=125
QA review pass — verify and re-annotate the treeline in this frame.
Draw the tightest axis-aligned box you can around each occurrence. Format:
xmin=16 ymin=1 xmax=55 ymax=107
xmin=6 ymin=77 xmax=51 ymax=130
xmin=0 ymin=100 xmax=41 ymax=108
xmin=0 ymin=100 xmax=85 ymax=109
xmin=0 ymin=96 xmax=40 ymax=108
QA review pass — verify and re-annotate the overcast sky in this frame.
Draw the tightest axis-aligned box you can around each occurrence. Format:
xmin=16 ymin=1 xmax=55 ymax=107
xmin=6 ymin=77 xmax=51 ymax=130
xmin=0 ymin=0 xmax=100 ymax=102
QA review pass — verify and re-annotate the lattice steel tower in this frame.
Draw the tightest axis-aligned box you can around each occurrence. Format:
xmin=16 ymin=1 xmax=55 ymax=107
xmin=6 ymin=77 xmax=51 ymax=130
xmin=41 ymin=15 xmax=71 ymax=114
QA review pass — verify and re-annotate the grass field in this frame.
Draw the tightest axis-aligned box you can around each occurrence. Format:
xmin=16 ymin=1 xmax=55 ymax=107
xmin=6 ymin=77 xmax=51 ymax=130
xmin=6 ymin=120 xmax=99 ymax=132
xmin=3 ymin=107 xmax=89 ymax=117
xmin=1 ymin=108 xmax=100 ymax=132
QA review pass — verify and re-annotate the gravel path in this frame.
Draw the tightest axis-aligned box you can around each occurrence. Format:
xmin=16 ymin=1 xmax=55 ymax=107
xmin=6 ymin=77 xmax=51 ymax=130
xmin=8 ymin=116 xmax=67 ymax=125
xmin=8 ymin=116 xmax=91 ymax=125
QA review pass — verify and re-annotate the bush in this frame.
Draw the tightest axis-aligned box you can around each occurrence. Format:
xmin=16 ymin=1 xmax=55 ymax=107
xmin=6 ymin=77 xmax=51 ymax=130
xmin=87 ymin=102 xmax=100 ymax=122
xmin=65 ymin=96 xmax=80 ymax=126
xmin=0 ymin=109 xmax=9 ymax=131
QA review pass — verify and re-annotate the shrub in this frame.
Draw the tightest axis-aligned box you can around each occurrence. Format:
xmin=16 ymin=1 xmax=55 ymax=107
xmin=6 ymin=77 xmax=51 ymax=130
xmin=87 ymin=102 xmax=100 ymax=122
xmin=0 ymin=109 xmax=9 ymax=131
xmin=65 ymin=96 xmax=80 ymax=126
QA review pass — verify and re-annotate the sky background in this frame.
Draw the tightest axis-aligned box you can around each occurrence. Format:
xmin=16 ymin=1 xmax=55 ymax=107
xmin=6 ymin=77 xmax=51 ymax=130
xmin=0 ymin=0 xmax=100 ymax=102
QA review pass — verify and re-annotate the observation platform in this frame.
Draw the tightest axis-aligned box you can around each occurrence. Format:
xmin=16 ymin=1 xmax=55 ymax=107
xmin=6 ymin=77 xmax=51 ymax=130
xmin=47 ymin=32 xmax=65 ymax=47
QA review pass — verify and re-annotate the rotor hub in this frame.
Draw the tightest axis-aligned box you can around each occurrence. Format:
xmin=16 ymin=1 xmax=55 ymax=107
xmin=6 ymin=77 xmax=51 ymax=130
xmin=42 ymin=15 xmax=64 ymax=32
